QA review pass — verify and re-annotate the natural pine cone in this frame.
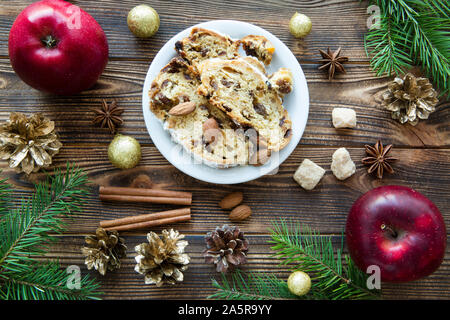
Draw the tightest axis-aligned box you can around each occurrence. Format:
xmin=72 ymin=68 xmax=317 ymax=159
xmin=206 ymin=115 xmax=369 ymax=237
xmin=0 ymin=112 xmax=62 ymax=174
xmin=382 ymin=73 xmax=439 ymax=125
xmin=81 ymin=227 xmax=127 ymax=276
xmin=134 ymin=229 xmax=190 ymax=286
xmin=203 ymin=225 xmax=249 ymax=273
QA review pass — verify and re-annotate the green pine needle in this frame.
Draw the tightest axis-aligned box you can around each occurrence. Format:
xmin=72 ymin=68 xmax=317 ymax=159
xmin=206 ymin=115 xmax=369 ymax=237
xmin=0 ymin=176 xmax=12 ymax=216
xmin=364 ymin=15 xmax=413 ymax=76
xmin=269 ymin=219 xmax=379 ymax=300
xmin=209 ymin=219 xmax=380 ymax=300
xmin=0 ymin=163 xmax=102 ymax=300
xmin=364 ymin=0 xmax=450 ymax=96
xmin=0 ymin=261 xmax=102 ymax=300
xmin=208 ymin=270 xmax=323 ymax=300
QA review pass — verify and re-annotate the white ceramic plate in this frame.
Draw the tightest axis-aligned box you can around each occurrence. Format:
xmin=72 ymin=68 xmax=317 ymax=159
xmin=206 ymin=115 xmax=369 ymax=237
xmin=142 ymin=20 xmax=309 ymax=184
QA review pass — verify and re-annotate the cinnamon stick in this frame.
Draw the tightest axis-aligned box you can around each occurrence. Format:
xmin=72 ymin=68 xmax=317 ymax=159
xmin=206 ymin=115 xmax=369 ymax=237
xmin=100 ymin=186 xmax=191 ymax=199
xmin=99 ymin=194 xmax=191 ymax=205
xmin=103 ymin=214 xmax=191 ymax=231
xmin=100 ymin=208 xmax=190 ymax=228
xmin=99 ymin=186 xmax=192 ymax=205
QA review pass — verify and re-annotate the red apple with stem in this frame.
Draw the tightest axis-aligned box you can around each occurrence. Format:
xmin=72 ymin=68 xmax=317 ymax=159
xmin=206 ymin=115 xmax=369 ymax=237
xmin=346 ymin=185 xmax=446 ymax=282
xmin=8 ymin=0 xmax=108 ymax=95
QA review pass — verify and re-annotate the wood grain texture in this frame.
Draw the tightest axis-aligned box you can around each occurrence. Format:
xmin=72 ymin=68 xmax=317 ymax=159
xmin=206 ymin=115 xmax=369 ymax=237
xmin=0 ymin=59 xmax=448 ymax=147
xmin=0 ymin=0 xmax=448 ymax=300
xmin=46 ymin=235 xmax=450 ymax=300
xmin=0 ymin=146 xmax=448 ymax=236
xmin=0 ymin=0 xmax=371 ymax=61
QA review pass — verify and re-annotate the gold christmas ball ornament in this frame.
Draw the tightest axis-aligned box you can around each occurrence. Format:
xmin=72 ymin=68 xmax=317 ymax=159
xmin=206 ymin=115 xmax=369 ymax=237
xmin=108 ymin=134 xmax=141 ymax=169
xmin=287 ymin=271 xmax=311 ymax=296
xmin=289 ymin=12 xmax=312 ymax=38
xmin=127 ymin=4 xmax=160 ymax=38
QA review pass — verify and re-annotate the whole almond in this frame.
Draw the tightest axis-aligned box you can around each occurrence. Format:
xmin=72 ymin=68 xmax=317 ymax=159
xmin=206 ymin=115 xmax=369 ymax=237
xmin=203 ymin=118 xmax=220 ymax=144
xmin=202 ymin=117 xmax=219 ymax=132
xmin=168 ymin=101 xmax=196 ymax=116
xmin=229 ymin=205 xmax=252 ymax=221
xmin=219 ymin=191 xmax=243 ymax=209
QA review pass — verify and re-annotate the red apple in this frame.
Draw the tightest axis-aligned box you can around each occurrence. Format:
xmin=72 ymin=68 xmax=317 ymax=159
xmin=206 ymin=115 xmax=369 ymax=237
xmin=8 ymin=0 xmax=108 ymax=95
xmin=346 ymin=185 xmax=446 ymax=282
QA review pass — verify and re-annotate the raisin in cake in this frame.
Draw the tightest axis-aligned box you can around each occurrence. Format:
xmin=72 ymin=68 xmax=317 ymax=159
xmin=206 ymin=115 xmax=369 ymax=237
xmin=240 ymin=35 xmax=275 ymax=66
xmin=149 ymin=57 xmax=256 ymax=167
xmin=149 ymin=27 xmax=294 ymax=167
xmin=175 ymin=27 xmax=240 ymax=72
xmin=197 ymin=58 xmax=292 ymax=151
xmin=268 ymin=68 xmax=293 ymax=96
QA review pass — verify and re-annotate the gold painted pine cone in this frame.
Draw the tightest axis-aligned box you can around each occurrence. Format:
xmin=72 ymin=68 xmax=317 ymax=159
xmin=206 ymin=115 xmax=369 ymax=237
xmin=382 ymin=73 xmax=439 ymax=126
xmin=81 ymin=227 xmax=127 ymax=276
xmin=134 ymin=229 xmax=190 ymax=286
xmin=0 ymin=112 xmax=62 ymax=174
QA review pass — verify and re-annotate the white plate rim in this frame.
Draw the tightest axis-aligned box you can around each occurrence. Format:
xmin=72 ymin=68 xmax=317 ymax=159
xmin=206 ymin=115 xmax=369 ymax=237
xmin=142 ymin=20 xmax=309 ymax=184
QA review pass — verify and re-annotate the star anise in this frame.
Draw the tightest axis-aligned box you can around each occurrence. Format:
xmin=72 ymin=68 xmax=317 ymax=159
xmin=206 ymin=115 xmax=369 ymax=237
xmin=318 ymin=47 xmax=349 ymax=80
xmin=362 ymin=140 xmax=397 ymax=179
xmin=92 ymin=100 xmax=124 ymax=134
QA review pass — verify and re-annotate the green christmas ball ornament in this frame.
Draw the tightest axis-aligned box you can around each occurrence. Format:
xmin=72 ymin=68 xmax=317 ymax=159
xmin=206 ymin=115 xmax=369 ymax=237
xmin=289 ymin=12 xmax=312 ymax=38
xmin=108 ymin=134 xmax=141 ymax=169
xmin=287 ymin=271 xmax=311 ymax=296
xmin=127 ymin=4 xmax=160 ymax=38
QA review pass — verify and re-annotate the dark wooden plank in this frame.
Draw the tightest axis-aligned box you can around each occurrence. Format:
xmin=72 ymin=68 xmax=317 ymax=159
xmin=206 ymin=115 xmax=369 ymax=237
xmin=0 ymin=0 xmax=372 ymax=61
xmin=1 ymin=146 xmax=448 ymax=235
xmin=42 ymin=235 xmax=450 ymax=299
xmin=1 ymin=59 xmax=448 ymax=148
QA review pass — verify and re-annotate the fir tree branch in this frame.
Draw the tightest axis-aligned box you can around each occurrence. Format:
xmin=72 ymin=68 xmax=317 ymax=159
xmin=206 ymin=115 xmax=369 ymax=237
xmin=0 ymin=163 xmax=88 ymax=274
xmin=0 ymin=261 xmax=102 ymax=300
xmin=208 ymin=270 xmax=325 ymax=300
xmin=364 ymin=15 xmax=413 ymax=76
xmin=410 ymin=13 xmax=450 ymax=94
xmin=209 ymin=220 xmax=380 ymax=300
xmin=268 ymin=219 xmax=380 ymax=300
xmin=0 ymin=163 xmax=102 ymax=300
xmin=364 ymin=0 xmax=450 ymax=95
xmin=0 ymin=175 xmax=12 ymax=216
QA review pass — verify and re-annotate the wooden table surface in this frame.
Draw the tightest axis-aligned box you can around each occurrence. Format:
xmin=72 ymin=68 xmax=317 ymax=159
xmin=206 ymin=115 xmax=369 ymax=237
xmin=0 ymin=0 xmax=449 ymax=300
